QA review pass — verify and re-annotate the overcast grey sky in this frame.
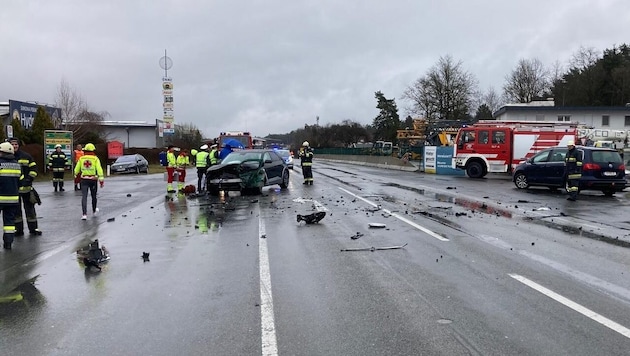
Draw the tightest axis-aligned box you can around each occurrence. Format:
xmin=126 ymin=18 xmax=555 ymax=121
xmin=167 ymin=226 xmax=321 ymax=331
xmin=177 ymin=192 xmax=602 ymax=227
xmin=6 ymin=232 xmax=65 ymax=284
xmin=1 ymin=0 xmax=628 ymax=138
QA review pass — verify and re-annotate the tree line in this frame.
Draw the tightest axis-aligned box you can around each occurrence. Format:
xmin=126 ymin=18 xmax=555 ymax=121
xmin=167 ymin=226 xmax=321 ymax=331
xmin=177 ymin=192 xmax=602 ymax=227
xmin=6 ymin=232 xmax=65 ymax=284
xmin=272 ymin=43 xmax=630 ymax=149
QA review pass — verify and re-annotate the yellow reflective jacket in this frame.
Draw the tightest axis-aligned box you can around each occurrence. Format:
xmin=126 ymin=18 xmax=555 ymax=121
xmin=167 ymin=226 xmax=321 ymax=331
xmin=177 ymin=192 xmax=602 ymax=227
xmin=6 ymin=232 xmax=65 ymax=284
xmin=74 ymin=153 xmax=104 ymax=182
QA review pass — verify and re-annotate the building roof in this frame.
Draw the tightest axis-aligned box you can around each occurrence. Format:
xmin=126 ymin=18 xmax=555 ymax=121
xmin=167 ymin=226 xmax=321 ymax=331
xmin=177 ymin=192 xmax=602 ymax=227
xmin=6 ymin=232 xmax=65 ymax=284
xmin=494 ymin=104 xmax=630 ymax=118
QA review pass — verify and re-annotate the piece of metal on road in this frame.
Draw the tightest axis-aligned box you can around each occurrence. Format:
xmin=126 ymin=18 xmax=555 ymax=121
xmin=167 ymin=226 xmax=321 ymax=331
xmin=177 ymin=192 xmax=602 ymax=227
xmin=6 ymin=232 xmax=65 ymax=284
xmin=338 ymin=187 xmax=448 ymax=242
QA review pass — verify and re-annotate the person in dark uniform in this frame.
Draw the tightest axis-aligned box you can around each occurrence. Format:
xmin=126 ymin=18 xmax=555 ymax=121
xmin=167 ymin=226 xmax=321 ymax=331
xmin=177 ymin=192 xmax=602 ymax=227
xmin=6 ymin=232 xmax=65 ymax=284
xmin=565 ymin=140 xmax=582 ymax=201
xmin=8 ymin=137 xmax=42 ymax=236
xmin=299 ymin=141 xmax=314 ymax=185
xmin=48 ymin=144 xmax=68 ymax=192
xmin=0 ymin=142 xmax=21 ymax=249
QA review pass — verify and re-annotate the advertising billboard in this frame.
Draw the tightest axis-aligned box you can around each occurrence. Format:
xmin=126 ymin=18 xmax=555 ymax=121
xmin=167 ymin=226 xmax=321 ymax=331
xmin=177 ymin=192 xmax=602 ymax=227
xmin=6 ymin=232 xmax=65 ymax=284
xmin=9 ymin=100 xmax=61 ymax=130
xmin=44 ymin=130 xmax=73 ymax=169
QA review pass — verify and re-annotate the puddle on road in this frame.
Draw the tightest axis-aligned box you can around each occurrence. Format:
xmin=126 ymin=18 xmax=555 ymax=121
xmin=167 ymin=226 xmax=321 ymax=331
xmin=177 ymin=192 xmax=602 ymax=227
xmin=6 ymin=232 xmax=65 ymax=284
xmin=384 ymin=182 xmax=513 ymax=218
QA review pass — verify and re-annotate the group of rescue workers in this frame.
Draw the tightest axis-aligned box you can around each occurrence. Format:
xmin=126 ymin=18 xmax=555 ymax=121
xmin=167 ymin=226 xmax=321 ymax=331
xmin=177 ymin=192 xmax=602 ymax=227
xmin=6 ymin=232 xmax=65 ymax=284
xmin=1 ymin=139 xmax=105 ymax=250
xmin=161 ymin=143 xmax=221 ymax=193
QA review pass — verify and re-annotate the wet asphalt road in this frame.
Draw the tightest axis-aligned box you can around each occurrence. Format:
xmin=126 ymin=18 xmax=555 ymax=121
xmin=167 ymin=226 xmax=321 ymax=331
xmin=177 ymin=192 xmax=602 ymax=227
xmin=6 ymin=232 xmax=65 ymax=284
xmin=1 ymin=163 xmax=630 ymax=355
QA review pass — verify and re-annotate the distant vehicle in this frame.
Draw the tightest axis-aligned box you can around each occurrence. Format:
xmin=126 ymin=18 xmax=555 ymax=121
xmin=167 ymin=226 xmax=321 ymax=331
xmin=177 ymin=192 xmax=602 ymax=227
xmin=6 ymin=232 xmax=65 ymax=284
xmin=454 ymin=121 xmax=579 ymax=178
xmin=373 ymin=141 xmax=393 ymax=156
xmin=218 ymin=131 xmax=253 ymax=149
xmin=275 ymin=149 xmax=293 ymax=169
xmin=206 ymin=149 xmax=289 ymax=195
xmin=512 ymin=146 xmax=626 ymax=196
xmin=110 ymin=154 xmax=149 ymax=174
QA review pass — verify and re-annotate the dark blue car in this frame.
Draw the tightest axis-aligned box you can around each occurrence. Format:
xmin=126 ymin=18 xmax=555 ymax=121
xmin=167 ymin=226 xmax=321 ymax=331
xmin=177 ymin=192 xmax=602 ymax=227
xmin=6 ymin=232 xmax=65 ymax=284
xmin=512 ymin=146 xmax=626 ymax=196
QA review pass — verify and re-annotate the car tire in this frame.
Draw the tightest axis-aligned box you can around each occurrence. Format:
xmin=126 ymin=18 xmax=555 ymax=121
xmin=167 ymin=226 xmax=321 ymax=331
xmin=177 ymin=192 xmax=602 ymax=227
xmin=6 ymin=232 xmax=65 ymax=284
xmin=280 ymin=169 xmax=289 ymax=189
xmin=466 ymin=162 xmax=484 ymax=179
xmin=603 ymin=190 xmax=615 ymax=197
xmin=513 ymin=173 xmax=529 ymax=189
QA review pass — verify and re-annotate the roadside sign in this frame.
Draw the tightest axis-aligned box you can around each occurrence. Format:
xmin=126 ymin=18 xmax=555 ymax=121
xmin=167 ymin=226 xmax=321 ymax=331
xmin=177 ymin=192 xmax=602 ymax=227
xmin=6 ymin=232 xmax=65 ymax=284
xmin=44 ymin=130 xmax=73 ymax=170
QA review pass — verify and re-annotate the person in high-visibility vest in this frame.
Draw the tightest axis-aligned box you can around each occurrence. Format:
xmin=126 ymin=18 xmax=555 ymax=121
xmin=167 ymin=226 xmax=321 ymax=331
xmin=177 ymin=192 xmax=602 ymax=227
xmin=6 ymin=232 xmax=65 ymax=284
xmin=195 ymin=144 xmax=210 ymax=193
xmin=209 ymin=144 xmax=219 ymax=166
xmin=8 ymin=137 xmax=42 ymax=236
xmin=299 ymin=141 xmax=314 ymax=185
xmin=166 ymin=145 xmax=177 ymax=193
xmin=176 ymin=149 xmax=190 ymax=192
xmin=74 ymin=143 xmax=104 ymax=220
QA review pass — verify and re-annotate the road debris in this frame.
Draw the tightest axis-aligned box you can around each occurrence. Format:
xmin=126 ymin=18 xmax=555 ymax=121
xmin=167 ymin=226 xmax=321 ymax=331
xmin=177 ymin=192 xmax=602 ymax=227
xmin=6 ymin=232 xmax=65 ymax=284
xmin=368 ymin=223 xmax=386 ymax=228
xmin=142 ymin=252 xmax=150 ymax=262
xmin=297 ymin=211 xmax=326 ymax=224
xmin=350 ymin=232 xmax=364 ymax=240
xmin=77 ymin=239 xmax=110 ymax=271
xmin=340 ymin=243 xmax=408 ymax=252
xmin=533 ymin=207 xmax=551 ymax=211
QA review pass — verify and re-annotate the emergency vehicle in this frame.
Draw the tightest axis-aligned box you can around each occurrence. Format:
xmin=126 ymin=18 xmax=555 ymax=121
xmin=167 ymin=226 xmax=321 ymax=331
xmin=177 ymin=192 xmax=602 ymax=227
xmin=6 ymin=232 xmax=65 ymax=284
xmin=218 ymin=131 xmax=253 ymax=149
xmin=453 ymin=121 xmax=579 ymax=178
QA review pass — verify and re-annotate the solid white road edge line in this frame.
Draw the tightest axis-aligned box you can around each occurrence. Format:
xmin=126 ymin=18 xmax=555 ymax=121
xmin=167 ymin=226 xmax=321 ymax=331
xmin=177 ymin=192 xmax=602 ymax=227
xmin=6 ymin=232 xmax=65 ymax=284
xmin=509 ymin=274 xmax=630 ymax=339
xmin=338 ymin=187 xmax=448 ymax=242
xmin=259 ymin=214 xmax=279 ymax=355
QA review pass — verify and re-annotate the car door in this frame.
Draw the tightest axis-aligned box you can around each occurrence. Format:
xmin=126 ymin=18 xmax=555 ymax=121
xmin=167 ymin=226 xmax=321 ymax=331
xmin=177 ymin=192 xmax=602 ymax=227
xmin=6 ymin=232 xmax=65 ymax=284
xmin=545 ymin=148 xmax=568 ymax=186
xmin=525 ymin=149 xmax=552 ymax=185
xmin=262 ymin=152 xmax=282 ymax=184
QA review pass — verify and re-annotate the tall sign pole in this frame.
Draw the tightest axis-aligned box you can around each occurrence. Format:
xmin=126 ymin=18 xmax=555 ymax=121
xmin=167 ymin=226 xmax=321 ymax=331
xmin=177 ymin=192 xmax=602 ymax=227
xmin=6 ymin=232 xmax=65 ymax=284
xmin=159 ymin=50 xmax=174 ymax=136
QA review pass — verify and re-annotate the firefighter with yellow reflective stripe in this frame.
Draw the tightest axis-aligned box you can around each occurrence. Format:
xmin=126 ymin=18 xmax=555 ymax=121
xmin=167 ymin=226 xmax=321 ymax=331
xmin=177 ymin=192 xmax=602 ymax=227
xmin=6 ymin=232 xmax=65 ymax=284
xmin=0 ymin=142 xmax=21 ymax=249
xmin=299 ymin=141 xmax=314 ymax=185
xmin=195 ymin=144 xmax=210 ymax=193
xmin=48 ymin=144 xmax=68 ymax=192
xmin=74 ymin=143 xmax=104 ymax=220
xmin=8 ymin=137 xmax=42 ymax=236
xmin=565 ymin=140 xmax=582 ymax=201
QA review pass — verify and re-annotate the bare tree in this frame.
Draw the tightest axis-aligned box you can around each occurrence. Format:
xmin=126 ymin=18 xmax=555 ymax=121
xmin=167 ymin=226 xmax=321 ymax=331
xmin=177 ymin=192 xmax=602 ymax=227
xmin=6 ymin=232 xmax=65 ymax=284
xmin=502 ymin=58 xmax=549 ymax=103
xmin=570 ymin=46 xmax=599 ymax=73
xmin=55 ymin=79 xmax=86 ymax=130
xmin=402 ymin=55 xmax=477 ymax=121
xmin=72 ymin=110 xmax=109 ymax=144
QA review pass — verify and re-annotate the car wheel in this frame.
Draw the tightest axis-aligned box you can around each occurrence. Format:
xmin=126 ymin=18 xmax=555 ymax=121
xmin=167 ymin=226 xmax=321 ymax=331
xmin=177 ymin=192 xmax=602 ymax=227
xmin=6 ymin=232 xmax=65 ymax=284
xmin=466 ymin=162 xmax=484 ymax=178
xmin=603 ymin=190 xmax=615 ymax=197
xmin=280 ymin=169 xmax=289 ymax=189
xmin=514 ymin=173 xmax=529 ymax=189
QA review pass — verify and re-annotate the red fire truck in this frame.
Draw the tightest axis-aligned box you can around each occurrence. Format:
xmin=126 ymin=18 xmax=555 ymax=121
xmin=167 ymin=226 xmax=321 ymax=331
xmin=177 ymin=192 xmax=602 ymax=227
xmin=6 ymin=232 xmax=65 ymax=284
xmin=453 ymin=121 xmax=579 ymax=178
xmin=218 ymin=131 xmax=254 ymax=149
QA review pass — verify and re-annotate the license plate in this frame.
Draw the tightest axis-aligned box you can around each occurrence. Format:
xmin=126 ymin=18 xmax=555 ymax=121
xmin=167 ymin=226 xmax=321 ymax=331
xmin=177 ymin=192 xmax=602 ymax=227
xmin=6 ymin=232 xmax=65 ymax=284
xmin=603 ymin=171 xmax=617 ymax=176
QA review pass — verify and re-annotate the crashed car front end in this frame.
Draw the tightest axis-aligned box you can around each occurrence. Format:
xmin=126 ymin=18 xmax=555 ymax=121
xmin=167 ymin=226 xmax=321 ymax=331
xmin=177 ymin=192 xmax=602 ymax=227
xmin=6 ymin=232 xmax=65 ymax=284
xmin=207 ymin=160 xmax=264 ymax=192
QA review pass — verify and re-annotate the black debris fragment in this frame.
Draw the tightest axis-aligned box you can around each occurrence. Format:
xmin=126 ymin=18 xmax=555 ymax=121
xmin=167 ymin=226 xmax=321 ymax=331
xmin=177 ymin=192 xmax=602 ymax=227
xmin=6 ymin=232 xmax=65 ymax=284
xmin=297 ymin=211 xmax=326 ymax=224
xmin=107 ymin=217 xmax=115 ymax=222
xmin=127 ymin=193 xmax=132 ymax=197
xmin=142 ymin=252 xmax=150 ymax=262
xmin=350 ymin=232 xmax=363 ymax=240
xmin=446 ymin=186 xmax=456 ymax=190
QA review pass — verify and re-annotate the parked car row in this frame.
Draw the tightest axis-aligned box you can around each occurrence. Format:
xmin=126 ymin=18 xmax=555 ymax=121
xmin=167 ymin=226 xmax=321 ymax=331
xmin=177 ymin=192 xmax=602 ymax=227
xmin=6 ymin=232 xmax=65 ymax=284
xmin=512 ymin=146 xmax=626 ymax=196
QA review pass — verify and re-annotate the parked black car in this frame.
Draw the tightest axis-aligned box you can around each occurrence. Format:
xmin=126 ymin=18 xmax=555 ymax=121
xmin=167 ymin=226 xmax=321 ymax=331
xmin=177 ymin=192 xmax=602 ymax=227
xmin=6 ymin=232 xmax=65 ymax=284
xmin=512 ymin=146 xmax=626 ymax=196
xmin=110 ymin=154 xmax=149 ymax=174
xmin=206 ymin=149 xmax=289 ymax=195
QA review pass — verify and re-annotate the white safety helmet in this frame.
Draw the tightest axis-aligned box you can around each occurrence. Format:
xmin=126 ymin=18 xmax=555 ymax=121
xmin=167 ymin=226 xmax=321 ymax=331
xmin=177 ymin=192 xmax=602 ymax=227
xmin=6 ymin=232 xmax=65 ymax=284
xmin=0 ymin=142 xmax=14 ymax=154
xmin=200 ymin=144 xmax=209 ymax=150
xmin=567 ymin=140 xmax=575 ymax=147
xmin=302 ymin=141 xmax=309 ymax=147
xmin=55 ymin=144 xmax=62 ymax=148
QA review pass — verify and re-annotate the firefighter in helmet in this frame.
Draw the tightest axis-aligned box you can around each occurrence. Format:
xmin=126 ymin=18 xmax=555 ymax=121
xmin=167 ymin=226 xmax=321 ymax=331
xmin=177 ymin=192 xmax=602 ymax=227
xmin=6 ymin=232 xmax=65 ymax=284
xmin=8 ymin=137 xmax=42 ymax=236
xmin=299 ymin=141 xmax=314 ymax=185
xmin=48 ymin=144 xmax=68 ymax=192
xmin=565 ymin=140 xmax=582 ymax=201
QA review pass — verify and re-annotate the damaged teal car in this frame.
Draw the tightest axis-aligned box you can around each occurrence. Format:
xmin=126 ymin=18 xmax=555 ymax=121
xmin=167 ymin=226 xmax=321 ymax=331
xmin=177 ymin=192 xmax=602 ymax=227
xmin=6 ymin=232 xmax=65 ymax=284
xmin=206 ymin=149 xmax=290 ymax=195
